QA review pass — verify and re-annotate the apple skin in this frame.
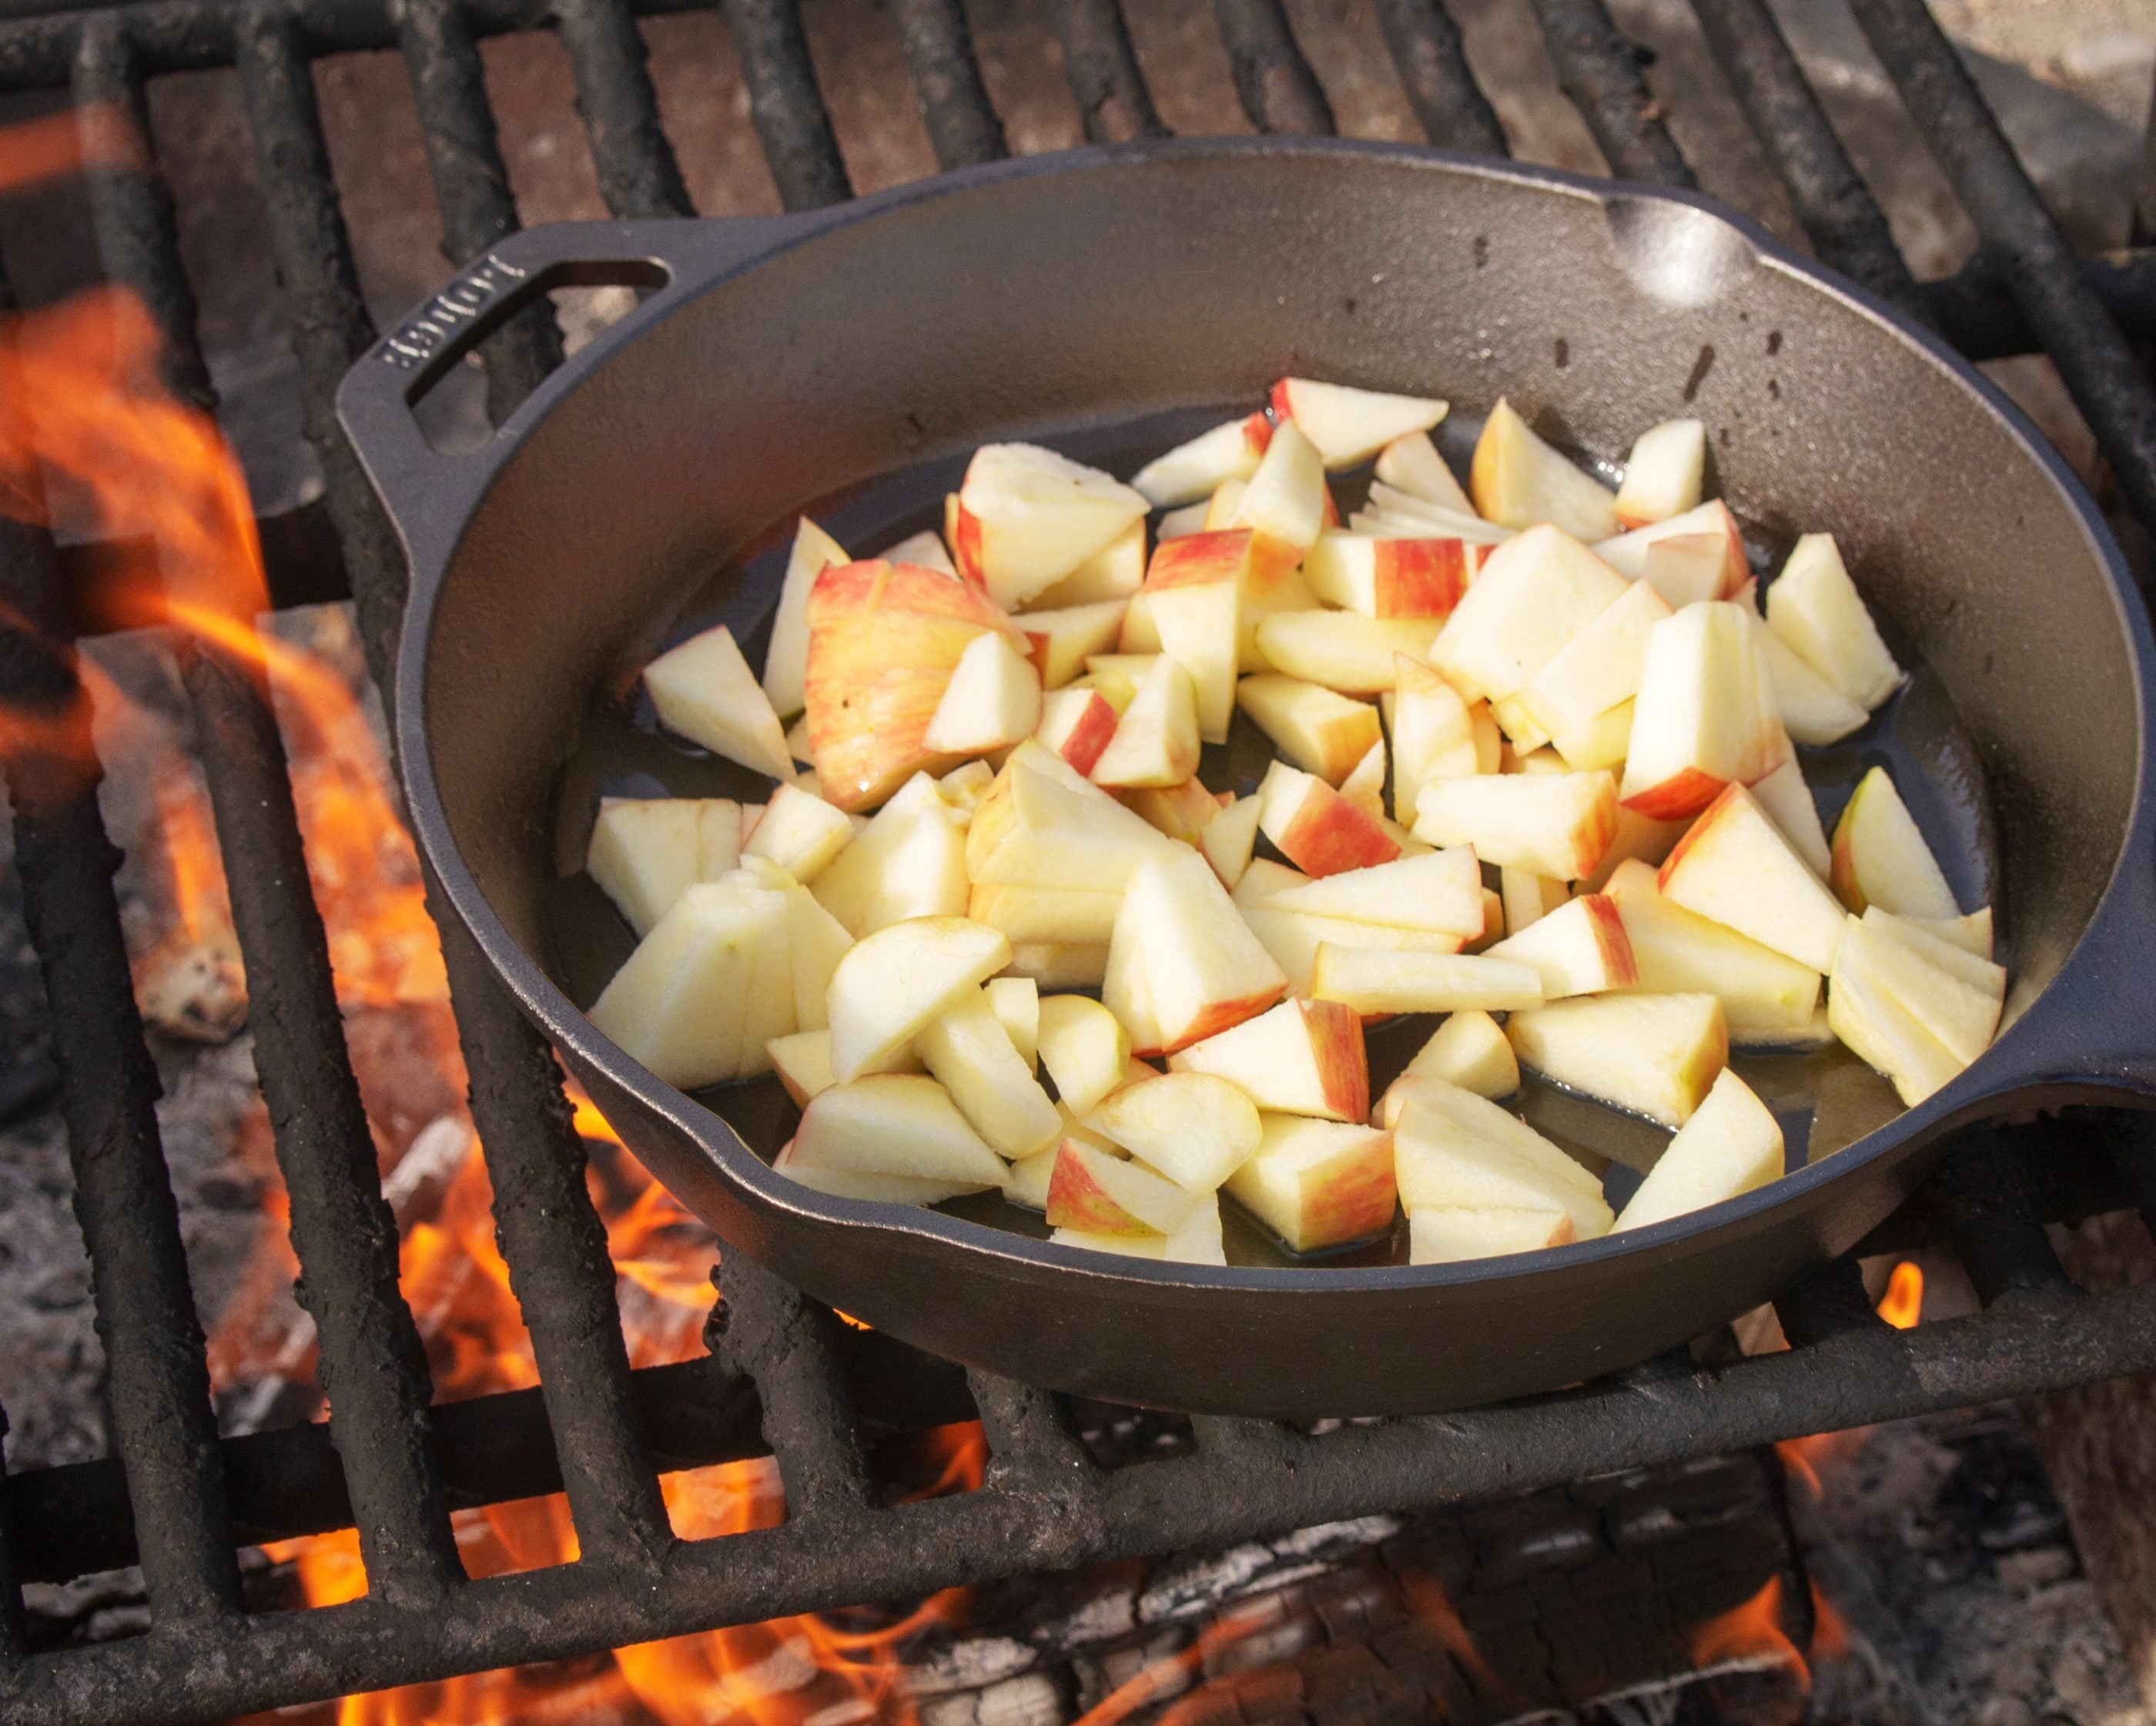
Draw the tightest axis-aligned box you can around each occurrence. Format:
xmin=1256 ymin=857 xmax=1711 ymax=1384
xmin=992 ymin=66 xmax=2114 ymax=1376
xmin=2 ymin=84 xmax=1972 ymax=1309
xmin=1621 ymin=763 xmax=1729 ymax=822
xmin=1145 ymin=528 xmax=1256 ymax=590
xmin=1044 ymin=1140 xmax=1151 ymax=1235
xmin=1373 ymin=540 xmax=1471 ymax=618
xmin=1242 ymin=411 xmax=1274 ymax=456
xmin=1305 ymin=1134 xmax=1401 ymax=1250
xmin=1305 ymin=998 xmax=1371 ymax=1121
xmin=948 ymin=494 xmax=986 ymax=587
xmin=1274 ymin=781 xmax=1401 ymax=878
xmin=805 ymin=558 xmax=1023 ymax=812
xmin=1580 ymin=894 xmax=1639 ymax=986
xmin=1036 ymin=688 xmax=1119 ymax=778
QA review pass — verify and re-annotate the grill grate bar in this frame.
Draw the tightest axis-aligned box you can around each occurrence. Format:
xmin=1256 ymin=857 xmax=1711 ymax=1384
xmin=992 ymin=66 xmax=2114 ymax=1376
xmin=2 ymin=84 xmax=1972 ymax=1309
xmin=553 ymin=0 xmax=695 ymax=219
xmin=1526 ymin=0 xmax=1692 ymax=186
xmin=229 ymin=8 xmax=407 ymax=684
xmin=1845 ymin=0 xmax=2156 ymax=535
xmin=1688 ymin=0 xmax=1923 ymax=317
xmin=1371 ymin=0 xmax=1508 ymax=157
xmin=425 ymin=919 xmax=678 ymax=1567
xmin=68 ymin=30 xmax=471 ymax=1601
xmin=0 ymin=421 xmax=243 ymax=1622
xmin=1212 ymin=0 xmax=1334 ymax=136
xmin=1050 ymin=0 xmax=1166 ymax=145
xmin=395 ymin=0 xmax=564 ymax=418
xmin=888 ymin=0 xmax=1006 ymax=172
xmin=8 ymin=1258 xmax=2156 ymax=1725
xmin=1934 ymin=1129 xmax=2074 ymax=1306
xmin=717 ymin=0 xmax=851 ymax=210
xmin=1771 ymin=1255 xmax=1890 ymax=1348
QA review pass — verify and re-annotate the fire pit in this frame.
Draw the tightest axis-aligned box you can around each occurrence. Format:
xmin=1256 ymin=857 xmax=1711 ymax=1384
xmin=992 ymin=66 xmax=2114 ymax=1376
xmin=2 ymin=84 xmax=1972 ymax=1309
xmin=0 ymin=0 xmax=2152 ymax=1722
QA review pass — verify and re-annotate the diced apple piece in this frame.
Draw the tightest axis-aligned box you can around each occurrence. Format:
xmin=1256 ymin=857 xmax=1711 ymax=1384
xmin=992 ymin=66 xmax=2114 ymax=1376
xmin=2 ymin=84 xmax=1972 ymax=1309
xmin=788 ymin=1074 xmax=1008 ymax=1185
xmin=1023 ymin=518 xmax=1148 ymax=612
xmin=1104 ymin=846 xmax=1288 ymax=1055
xmin=968 ymin=883 xmax=1120 ymax=945
xmin=1257 ymin=759 xmax=1401 ymax=877
xmin=743 ymin=782 xmax=855 ymax=885
xmin=1157 ymin=501 xmax=1208 ymax=541
xmin=1835 ymin=915 xmax=2000 ymax=1066
xmin=1227 ymin=421 xmax=1327 ymax=576
xmin=1238 ymin=674 xmax=1384 ymax=784
xmin=1226 ymin=1115 xmax=1398 ymax=1252
xmin=1749 ymin=752 xmax=1832 ymax=879
xmin=1614 ymin=418 xmax=1706 ymax=529
xmin=920 ymin=629 xmax=1042 ymax=756
xmin=1123 ymin=778 xmax=1221 ymax=848
xmin=1538 ymin=692 xmax=1635 ymax=773
xmin=939 ymin=758 xmax=996 ymax=819
xmin=1311 ymin=946 xmax=1542 ymax=1015
xmin=1826 ymin=937 xmax=1968 ymax=1106
xmin=1146 ymin=577 xmax=1240 ymax=744
xmin=1593 ymin=500 xmax=1748 ymax=606
xmin=1508 ymin=991 xmax=1727 ymax=1127
xmin=805 ymin=558 xmax=1026 ymax=811
xmin=1604 ymin=857 xmax=1820 ymax=1044
xmin=1620 ymin=603 xmax=1787 ymax=820
xmin=884 ymin=530 xmax=956 ymax=576
xmin=1514 ymin=577 xmax=1672 ymax=741
xmin=1270 ymin=377 xmax=1446 ymax=468
xmin=1169 ymin=997 xmax=1367 ymax=1122
xmin=1255 ymin=847 xmax=1484 ymax=937
xmin=916 ymin=987 xmax=1062 ymax=1158
xmin=1485 ymin=893 xmax=1636 ymax=997
xmin=1047 ymin=1139 xmax=1197 ymax=1235
xmin=952 ymin=444 xmax=1150 ymax=611
xmin=1130 ymin=415 xmax=1270 ymax=508
xmin=1361 ymin=483 xmax=1514 ymax=544
xmin=1409 ymin=1205 xmax=1575 ymax=1263
xmin=1614 ymin=1067 xmax=1783 ymax=1231
xmin=1429 ymin=524 xmax=1629 ymax=705
xmin=1402 ymin=1010 xmax=1519 ymax=1099
xmin=1411 ymin=771 xmax=1617 ymax=881
xmin=768 ymin=1028 xmax=838 ymax=1107
xmin=588 ymin=877 xmax=785 ymax=1089
xmin=1005 ymin=942 xmax=1109 ymax=989
xmin=1163 ymin=1195 xmax=1227 ymax=1265
xmin=587 ymin=796 xmax=742 ymax=937
xmin=1390 ymin=1083 xmax=1611 ymax=1238
xmin=1470 ymin=398 xmax=1619 ymax=541
xmin=1255 ymin=611 xmax=1443 ymax=697
xmin=1019 ymin=600 xmax=1130 ymax=690
xmin=1235 ymin=856 xmax=1310 ymax=903
xmin=1388 ymin=655 xmax=1479 ymax=828
xmin=1753 ymin=613 xmax=1867 ymax=746
xmin=1091 ymin=655 xmax=1200 ymax=789
xmin=644 ymin=623 xmax=796 ymax=783
xmin=811 ymin=773 xmax=966 ymax=936
xmin=1499 ymin=866 xmax=1567 ymax=940
xmin=1036 ymin=994 xmax=1130 ymax=1115
xmin=762 ymin=517 xmax=850 ymax=718
xmin=1304 ymin=531 xmax=1478 ymax=621
xmin=1003 ymin=1142 xmax=1059 ymax=1210
xmin=1374 ymin=430 xmax=1475 ymax=514
xmin=986 ymin=975 xmax=1039 ymax=1069
xmin=1204 ymin=478 xmax=1248 ymax=531
xmin=1086 ymin=1072 xmax=1264 ymax=1191
xmin=775 ymin=1143 xmax=990 ymax=1208
xmin=1830 ymin=766 xmax=1958 ymax=920
xmin=1766 ymin=534 xmax=1902 ymax=710
xmin=1659 ymin=784 xmax=1847 ymax=973
xmin=1200 ymin=793 xmax=1264 ymax=890
xmin=826 ymin=915 xmax=1012 ymax=1081
xmin=1906 ymin=907 xmax=1994 ymax=958
xmin=1864 ymin=907 xmax=2003 ymax=991
xmin=967 ymin=744 xmax=1177 ymax=893
xmin=1033 ymin=686 xmax=1120 ymax=778
xmin=1581 ymin=805 xmax=1687 ymax=891
xmin=778 ymin=869 xmax=853 ymax=1032
xmin=1240 ymin=909 xmax=1465 ymax=1000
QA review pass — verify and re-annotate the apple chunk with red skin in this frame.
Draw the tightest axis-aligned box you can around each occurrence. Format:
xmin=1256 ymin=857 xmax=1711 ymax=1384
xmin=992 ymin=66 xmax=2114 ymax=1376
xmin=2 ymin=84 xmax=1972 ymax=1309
xmin=1226 ymin=1115 xmax=1398 ymax=1253
xmin=1270 ymin=377 xmax=1446 ymax=468
xmin=1129 ymin=414 xmax=1270 ymax=509
xmin=1086 ymin=1071 xmax=1263 ymax=1191
xmin=1034 ymin=687 xmax=1118 ymax=778
xmin=1429 ymin=523 xmax=1629 ymax=705
xmin=1169 ymin=997 xmax=1368 ymax=1122
xmin=1469 ymin=398 xmax=1618 ymax=542
xmin=1237 ymin=674 xmax=1383 ymax=784
xmin=804 ymin=558 xmax=1026 ymax=812
xmin=1659 ymin=783 xmax=1848 ymax=974
xmin=1485 ymin=893 xmax=1637 ymax=997
xmin=1304 ymin=531 xmax=1484 ymax=621
xmin=1019 ymin=600 xmax=1128 ymax=690
xmin=1593 ymin=500 xmax=1747 ymax=606
xmin=1619 ymin=602 xmax=1787 ymax=820
xmin=1103 ymin=845 xmax=1287 ymax=1057
xmin=949 ymin=443 xmax=1150 ymax=612
xmin=1046 ymin=1139 xmax=1197 ymax=1235
xmin=1830 ymin=766 xmax=1959 ymax=920
xmin=1257 ymin=759 xmax=1401 ymax=878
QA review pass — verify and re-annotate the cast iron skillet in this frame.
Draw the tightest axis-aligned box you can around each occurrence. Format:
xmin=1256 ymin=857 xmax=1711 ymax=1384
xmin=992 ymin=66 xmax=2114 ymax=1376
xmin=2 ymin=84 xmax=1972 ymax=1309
xmin=338 ymin=138 xmax=2156 ymax=1419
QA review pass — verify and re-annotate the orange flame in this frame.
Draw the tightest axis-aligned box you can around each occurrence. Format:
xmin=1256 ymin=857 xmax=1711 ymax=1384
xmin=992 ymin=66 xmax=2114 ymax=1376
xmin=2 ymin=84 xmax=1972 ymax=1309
xmin=1876 ymin=1259 xmax=1924 ymax=1330
xmin=1689 ymin=1576 xmax=1807 ymax=1687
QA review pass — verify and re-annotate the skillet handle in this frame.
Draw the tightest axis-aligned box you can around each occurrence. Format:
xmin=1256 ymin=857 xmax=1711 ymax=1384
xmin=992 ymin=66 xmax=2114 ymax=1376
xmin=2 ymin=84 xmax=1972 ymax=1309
xmin=335 ymin=216 xmax=808 ymax=575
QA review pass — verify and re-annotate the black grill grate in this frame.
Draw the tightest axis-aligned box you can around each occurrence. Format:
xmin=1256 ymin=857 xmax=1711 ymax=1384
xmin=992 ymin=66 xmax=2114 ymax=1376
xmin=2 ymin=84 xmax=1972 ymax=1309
xmin=0 ymin=2 xmax=2151 ymax=1720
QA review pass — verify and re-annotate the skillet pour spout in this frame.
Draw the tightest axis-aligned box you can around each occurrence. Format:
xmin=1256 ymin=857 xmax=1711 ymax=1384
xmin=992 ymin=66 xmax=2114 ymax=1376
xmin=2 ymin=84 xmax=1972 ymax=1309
xmin=340 ymin=139 xmax=2156 ymax=1418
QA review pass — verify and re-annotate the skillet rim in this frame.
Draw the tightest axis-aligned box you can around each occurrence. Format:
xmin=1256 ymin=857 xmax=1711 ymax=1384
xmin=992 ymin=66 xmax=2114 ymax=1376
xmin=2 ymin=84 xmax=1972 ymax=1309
xmin=370 ymin=132 xmax=2154 ymax=1300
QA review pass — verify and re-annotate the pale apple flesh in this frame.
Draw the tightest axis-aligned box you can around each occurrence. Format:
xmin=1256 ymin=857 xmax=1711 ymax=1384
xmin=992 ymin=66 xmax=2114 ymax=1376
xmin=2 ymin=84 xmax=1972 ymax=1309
xmin=1225 ymin=1114 xmax=1398 ymax=1253
xmin=1167 ymin=997 xmax=1369 ymax=1122
xmin=1256 ymin=759 xmax=1402 ymax=877
xmin=1506 ymin=991 xmax=1729 ymax=1128
xmin=1086 ymin=1071 xmax=1264 ymax=1191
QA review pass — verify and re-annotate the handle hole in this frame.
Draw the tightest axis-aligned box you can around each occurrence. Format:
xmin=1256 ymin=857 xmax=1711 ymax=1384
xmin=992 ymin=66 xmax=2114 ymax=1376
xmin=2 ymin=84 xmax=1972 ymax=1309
xmin=402 ymin=257 xmax=670 ymax=456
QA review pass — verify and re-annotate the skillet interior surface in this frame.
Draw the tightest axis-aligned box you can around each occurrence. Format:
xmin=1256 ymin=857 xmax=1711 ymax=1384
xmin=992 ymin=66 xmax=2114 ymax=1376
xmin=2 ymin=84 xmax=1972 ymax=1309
xmin=401 ymin=141 xmax=2145 ymax=1413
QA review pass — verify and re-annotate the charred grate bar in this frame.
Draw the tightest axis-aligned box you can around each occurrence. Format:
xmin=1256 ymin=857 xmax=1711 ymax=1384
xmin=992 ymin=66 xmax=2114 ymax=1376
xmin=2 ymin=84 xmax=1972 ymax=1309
xmin=0 ymin=0 xmax=2149 ymax=1720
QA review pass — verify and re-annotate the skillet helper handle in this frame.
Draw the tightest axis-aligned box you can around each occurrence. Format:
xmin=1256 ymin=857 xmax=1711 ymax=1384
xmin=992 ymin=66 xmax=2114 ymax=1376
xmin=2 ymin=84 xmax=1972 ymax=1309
xmin=336 ymin=216 xmax=802 ymax=574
